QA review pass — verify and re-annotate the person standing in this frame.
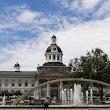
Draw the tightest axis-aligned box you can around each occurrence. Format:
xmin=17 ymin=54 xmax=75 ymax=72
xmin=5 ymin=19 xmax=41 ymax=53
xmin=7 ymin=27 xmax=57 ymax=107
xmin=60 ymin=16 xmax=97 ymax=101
xmin=44 ymin=99 xmax=49 ymax=110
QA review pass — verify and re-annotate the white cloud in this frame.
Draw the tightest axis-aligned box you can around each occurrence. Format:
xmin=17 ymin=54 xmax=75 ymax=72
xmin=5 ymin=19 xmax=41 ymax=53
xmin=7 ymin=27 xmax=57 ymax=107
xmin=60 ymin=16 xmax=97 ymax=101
xmin=0 ymin=32 xmax=52 ymax=71
xmin=94 ymin=0 xmax=110 ymax=17
xmin=56 ymin=0 xmax=100 ymax=11
xmin=0 ymin=5 xmax=51 ymax=34
xmin=16 ymin=10 xmax=41 ymax=23
xmin=0 ymin=2 xmax=110 ymax=71
xmin=82 ymin=0 xmax=99 ymax=9
xmin=59 ymin=0 xmax=69 ymax=8
xmin=1 ymin=16 xmax=110 ymax=71
xmin=54 ymin=0 xmax=110 ymax=18
xmin=70 ymin=1 xmax=79 ymax=10
xmin=56 ymin=17 xmax=110 ymax=63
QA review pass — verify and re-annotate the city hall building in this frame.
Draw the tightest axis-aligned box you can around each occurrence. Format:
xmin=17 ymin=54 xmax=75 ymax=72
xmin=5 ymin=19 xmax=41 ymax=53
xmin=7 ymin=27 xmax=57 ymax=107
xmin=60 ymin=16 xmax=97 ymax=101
xmin=0 ymin=35 xmax=71 ymax=99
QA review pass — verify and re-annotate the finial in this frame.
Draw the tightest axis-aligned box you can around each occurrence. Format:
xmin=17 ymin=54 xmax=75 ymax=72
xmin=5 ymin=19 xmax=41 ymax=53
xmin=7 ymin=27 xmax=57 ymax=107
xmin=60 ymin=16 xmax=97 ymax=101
xmin=51 ymin=35 xmax=56 ymax=44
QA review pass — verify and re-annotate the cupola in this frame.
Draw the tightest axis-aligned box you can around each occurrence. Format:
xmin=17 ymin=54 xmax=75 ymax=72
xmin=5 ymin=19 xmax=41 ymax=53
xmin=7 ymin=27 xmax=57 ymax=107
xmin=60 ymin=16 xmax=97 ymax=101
xmin=14 ymin=62 xmax=20 ymax=72
xmin=45 ymin=35 xmax=63 ymax=63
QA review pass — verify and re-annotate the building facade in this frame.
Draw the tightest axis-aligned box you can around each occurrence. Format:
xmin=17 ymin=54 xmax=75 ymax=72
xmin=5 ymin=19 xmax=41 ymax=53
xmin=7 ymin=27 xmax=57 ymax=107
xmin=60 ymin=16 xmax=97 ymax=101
xmin=0 ymin=35 xmax=71 ymax=99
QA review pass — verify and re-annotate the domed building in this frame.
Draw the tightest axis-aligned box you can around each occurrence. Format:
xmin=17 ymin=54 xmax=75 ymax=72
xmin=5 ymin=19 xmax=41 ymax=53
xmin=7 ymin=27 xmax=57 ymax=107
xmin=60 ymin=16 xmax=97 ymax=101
xmin=0 ymin=35 xmax=71 ymax=100
xmin=36 ymin=35 xmax=70 ymax=99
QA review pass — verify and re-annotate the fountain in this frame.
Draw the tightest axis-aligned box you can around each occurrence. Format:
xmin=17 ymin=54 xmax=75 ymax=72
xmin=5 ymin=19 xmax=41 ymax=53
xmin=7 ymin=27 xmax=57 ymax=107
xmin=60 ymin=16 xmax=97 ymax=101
xmin=62 ymin=83 xmax=83 ymax=105
xmin=2 ymin=95 xmax=6 ymax=105
xmin=70 ymin=88 xmax=73 ymax=105
xmin=61 ymin=83 xmax=93 ymax=106
xmin=86 ymin=90 xmax=89 ymax=105
xmin=73 ymin=84 xmax=82 ymax=105
xmin=90 ymin=88 xmax=93 ymax=104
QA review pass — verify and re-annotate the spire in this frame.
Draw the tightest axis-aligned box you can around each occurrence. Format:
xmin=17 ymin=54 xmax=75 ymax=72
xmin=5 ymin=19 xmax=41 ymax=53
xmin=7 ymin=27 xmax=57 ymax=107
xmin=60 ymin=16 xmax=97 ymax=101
xmin=51 ymin=35 xmax=56 ymax=44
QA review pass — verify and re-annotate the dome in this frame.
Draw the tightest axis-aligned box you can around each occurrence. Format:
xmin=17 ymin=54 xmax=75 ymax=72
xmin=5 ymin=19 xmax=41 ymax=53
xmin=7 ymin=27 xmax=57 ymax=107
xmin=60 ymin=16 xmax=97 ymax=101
xmin=14 ymin=62 xmax=20 ymax=67
xmin=52 ymin=35 xmax=56 ymax=38
xmin=46 ymin=44 xmax=62 ymax=52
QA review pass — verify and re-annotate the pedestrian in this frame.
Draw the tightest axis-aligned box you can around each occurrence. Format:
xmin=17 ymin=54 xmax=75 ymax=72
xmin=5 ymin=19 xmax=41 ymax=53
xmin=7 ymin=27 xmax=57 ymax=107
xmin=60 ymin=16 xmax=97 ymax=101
xmin=44 ymin=99 xmax=49 ymax=110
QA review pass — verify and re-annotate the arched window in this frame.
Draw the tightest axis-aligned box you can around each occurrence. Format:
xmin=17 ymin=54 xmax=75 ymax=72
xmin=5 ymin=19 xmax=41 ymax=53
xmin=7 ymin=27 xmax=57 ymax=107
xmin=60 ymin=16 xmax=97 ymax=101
xmin=12 ymin=80 xmax=15 ymax=86
xmin=53 ymin=55 xmax=56 ymax=60
xmin=49 ymin=55 xmax=51 ymax=60
xmin=46 ymin=55 xmax=47 ymax=60
xmin=57 ymin=55 xmax=59 ymax=60
xmin=24 ymin=90 xmax=28 ymax=92
xmin=18 ymin=79 xmax=22 ymax=87
xmin=0 ymin=80 xmax=1 ymax=86
xmin=25 ymin=80 xmax=28 ymax=87
xmin=31 ymin=80 xmax=35 ymax=86
xmin=5 ymin=79 xmax=8 ymax=86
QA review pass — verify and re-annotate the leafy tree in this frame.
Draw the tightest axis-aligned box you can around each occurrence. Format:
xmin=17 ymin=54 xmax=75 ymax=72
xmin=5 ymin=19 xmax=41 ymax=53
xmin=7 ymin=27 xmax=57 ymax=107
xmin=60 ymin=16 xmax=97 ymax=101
xmin=0 ymin=90 xmax=10 ymax=96
xmin=14 ymin=90 xmax=22 ymax=96
xmin=69 ymin=48 xmax=110 ymax=102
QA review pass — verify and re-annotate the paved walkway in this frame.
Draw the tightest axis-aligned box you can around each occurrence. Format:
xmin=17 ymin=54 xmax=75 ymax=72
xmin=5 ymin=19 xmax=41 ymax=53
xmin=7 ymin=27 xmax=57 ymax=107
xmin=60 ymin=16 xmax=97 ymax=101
xmin=0 ymin=108 xmax=109 ymax=110
xmin=0 ymin=105 xmax=110 ymax=110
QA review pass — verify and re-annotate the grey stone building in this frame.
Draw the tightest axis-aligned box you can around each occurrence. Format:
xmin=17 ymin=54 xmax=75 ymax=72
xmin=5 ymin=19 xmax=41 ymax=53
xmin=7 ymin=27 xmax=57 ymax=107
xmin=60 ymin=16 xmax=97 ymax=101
xmin=0 ymin=35 xmax=70 ymax=99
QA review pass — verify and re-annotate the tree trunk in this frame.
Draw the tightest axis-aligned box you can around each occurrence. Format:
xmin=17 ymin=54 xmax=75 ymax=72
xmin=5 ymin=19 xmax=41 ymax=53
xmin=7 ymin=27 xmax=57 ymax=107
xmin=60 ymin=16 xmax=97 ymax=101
xmin=99 ymin=86 xmax=104 ymax=103
xmin=95 ymin=84 xmax=104 ymax=104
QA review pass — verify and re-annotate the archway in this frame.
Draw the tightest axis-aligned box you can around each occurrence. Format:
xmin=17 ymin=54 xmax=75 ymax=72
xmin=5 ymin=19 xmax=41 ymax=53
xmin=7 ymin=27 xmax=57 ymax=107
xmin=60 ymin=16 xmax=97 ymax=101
xmin=12 ymin=78 xmax=110 ymax=105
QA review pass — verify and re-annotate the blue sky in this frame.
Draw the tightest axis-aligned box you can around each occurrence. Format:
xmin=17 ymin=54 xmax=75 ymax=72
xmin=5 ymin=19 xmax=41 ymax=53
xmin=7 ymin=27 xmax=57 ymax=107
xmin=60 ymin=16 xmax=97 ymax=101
xmin=0 ymin=0 xmax=110 ymax=70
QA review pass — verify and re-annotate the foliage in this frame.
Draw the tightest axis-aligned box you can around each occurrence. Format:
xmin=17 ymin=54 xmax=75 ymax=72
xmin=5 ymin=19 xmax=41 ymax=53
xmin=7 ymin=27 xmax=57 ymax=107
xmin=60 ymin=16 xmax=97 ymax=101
xmin=93 ymin=90 xmax=100 ymax=96
xmin=69 ymin=48 xmax=110 ymax=102
xmin=0 ymin=90 xmax=22 ymax=96
xmin=0 ymin=90 xmax=10 ymax=96
xmin=14 ymin=90 xmax=22 ymax=96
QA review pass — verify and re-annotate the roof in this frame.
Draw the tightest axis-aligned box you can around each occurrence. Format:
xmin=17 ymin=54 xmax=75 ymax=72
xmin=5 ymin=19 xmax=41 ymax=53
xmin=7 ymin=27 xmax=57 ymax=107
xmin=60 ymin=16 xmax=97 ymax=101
xmin=0 ymin=71 xmax=37 ymax=78
xmin=43 ymin=62 xmax=66 ymax=66
xmin=52 ymin=35 xmax=56 ymax=38
xmin=14 ymin=62 xmax=20 ymax=67
xmin=46 ymin=44 xmax=62 ymax=52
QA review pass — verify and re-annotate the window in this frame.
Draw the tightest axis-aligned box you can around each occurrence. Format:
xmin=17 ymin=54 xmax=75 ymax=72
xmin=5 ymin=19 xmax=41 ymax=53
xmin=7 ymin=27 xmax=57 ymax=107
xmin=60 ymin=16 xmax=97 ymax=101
xmin=24 ymin=90 xmax=28 ymax=92
xmin=25 ymin=80 xmax=28 ymax=86
xmin=31 ymin=80 xmax=35 ymax=86
xmin=57 ymin=55 xmax=59 ymax=60
xmin=53 ymin=47 xmax=56 ymax=51
xmin=46 ymin=55 xmax=47 ymax=60
xmin=49 ymin=55 xmax=51 ymax=60
xmin=12 ymin=80 xmax=15 ymax=86
xmin=53 ymin=55 xmax=56 ymax=60
xmin=5 ymin=79 xmax=8 ymax=86
xmin=18 ymin=80 xmax=22 ymax=87
xmin=0 ymin=80 xmax=1 ymax=86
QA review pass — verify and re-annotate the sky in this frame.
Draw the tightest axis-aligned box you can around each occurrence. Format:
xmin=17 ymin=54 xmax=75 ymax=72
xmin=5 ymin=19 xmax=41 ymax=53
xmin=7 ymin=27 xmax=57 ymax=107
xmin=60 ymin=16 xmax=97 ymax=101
xmin=0 ymin=0 xmax=110 ymax=71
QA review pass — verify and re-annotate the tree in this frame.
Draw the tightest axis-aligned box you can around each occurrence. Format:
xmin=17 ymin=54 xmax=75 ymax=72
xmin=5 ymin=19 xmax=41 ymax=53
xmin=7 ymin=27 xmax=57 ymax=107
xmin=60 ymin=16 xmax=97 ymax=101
xmin=14 ymin=90 xmax=22 ymax=96
xmin=69 ymin=48 xmax=110 ymax=102
xmin=0 ymin=90 xmax=10 ymax=96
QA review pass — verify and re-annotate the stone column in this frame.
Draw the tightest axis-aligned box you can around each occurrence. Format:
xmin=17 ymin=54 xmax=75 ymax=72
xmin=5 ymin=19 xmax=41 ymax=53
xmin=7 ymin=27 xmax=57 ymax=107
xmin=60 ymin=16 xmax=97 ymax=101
xmin=60 ymin=81 xmax=63 ymax=99
xmin=51 ymin=55 xmax=53 ymax=62
xmin=56 ymin=54 xmax=57 ymax=62
xmin=34 ymin=79 xmax=39 ymax=99
xmin=47 ymin=80 xmax=50 ymax=97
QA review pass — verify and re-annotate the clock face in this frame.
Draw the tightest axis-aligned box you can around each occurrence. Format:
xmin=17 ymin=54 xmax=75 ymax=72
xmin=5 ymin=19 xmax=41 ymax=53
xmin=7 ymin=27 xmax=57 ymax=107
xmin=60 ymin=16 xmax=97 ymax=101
xmin=53 ymin=47 xmax=56 ymax=51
